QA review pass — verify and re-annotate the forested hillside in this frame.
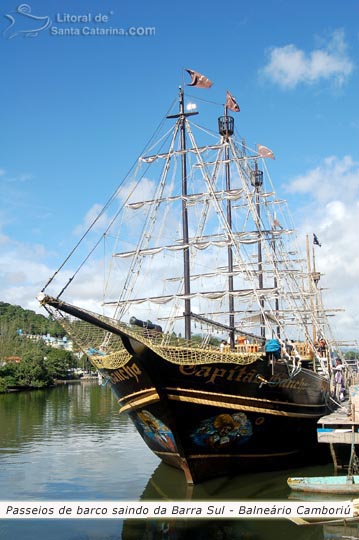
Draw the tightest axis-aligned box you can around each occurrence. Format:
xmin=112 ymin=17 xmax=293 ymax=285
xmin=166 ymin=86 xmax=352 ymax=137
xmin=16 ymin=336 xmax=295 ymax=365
xmin=0 ymin=302 xmax=79 ymax=392
xmin=0 ymin=301 xmax=65 ymax=337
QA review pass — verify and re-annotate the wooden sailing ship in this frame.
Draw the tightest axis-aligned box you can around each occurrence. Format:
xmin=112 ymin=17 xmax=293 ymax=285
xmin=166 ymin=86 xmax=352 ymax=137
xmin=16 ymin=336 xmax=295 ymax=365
xmin=38 ymin=71 xmax=342 ymax=483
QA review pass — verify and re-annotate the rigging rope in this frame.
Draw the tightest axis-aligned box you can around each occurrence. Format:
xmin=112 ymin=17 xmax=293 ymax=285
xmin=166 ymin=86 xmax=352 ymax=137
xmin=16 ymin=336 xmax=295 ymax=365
xmin=42 ymin=98 xmax=177 ymax=296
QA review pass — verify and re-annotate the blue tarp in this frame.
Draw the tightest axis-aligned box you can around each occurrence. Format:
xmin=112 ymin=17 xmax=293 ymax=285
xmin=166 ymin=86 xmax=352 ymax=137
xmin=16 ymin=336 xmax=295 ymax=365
xmin=265 ymin=339 xmax=281 ymax=353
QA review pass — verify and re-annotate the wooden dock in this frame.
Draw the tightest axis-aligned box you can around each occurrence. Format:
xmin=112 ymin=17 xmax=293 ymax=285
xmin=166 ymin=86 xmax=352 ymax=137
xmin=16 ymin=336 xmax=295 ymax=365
xmin=317 ymin=403 xmax=359 ymax=470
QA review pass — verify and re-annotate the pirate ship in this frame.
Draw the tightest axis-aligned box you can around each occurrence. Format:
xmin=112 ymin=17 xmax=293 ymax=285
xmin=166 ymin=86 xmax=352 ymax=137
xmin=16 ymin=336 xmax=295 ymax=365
xmin=39 ymin=70 xmax=340 ymax=484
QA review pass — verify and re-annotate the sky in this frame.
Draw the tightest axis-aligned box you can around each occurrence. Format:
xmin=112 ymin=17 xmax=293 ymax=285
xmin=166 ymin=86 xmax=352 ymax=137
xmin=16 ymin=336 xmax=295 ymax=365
xmin=1 ymin=0 xmax=359 ymax=344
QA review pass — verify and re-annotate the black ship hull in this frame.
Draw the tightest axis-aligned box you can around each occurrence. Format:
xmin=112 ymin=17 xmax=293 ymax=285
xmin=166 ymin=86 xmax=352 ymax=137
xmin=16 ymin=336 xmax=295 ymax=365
xmin=104 ymin=347 xmax=332 ymax=484
xmin=38 ymin=294 xmax=335 ymax=484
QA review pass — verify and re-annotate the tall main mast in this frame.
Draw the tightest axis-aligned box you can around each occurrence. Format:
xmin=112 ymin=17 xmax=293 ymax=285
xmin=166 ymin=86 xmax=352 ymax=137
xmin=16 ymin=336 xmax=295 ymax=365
xmin=167 ymin=88 xmax=198 ymax=340
xmin=179 ymin=89 xmax=191 ymax=340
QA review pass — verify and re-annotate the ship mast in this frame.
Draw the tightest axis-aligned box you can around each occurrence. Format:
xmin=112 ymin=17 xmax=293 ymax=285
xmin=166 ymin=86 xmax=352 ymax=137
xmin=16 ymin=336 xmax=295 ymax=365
xmin=218 ymin=109 xmax=235 ymax=347
xmin=251 ymin=163 xmax=266 ymax=340
xmin=167 ymin=88 xmax=198 ymax=340
xmin=306 ymin=233 xmax=321 ymax=343
xmin=179 ymin=89 xmax=191 ymax=340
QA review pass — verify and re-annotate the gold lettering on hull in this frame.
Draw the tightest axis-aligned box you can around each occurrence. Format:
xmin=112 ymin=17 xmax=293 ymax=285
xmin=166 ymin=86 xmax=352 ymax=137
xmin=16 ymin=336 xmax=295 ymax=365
xmin=178 ymin=364 xmax=308 ymax=391
xmin=109 ymin=363 xmax=142 ymax=384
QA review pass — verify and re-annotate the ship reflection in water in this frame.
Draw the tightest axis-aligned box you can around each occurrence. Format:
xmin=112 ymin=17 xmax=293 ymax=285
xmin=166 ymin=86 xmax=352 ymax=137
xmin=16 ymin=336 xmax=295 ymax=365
xmin=121 ymin=463 xmax=359 ymax=540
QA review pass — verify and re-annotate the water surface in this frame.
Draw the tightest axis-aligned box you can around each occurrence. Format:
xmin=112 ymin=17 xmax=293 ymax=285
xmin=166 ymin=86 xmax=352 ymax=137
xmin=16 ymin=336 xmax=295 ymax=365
xmin=0 ymin=383 xmax=356 ymax=539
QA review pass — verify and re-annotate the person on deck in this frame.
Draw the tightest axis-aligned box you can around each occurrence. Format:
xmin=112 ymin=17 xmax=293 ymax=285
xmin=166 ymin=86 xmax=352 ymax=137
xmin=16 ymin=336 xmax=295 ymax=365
xmin=220 ymin=340 xmax=227 ymax=353
xmin=318 ymin=338 xmax=327 ymax=357
xmin=333 ymin=358 xmax=345 ymax=402
xmin=284 ymin=339 xmax=294 ymax=357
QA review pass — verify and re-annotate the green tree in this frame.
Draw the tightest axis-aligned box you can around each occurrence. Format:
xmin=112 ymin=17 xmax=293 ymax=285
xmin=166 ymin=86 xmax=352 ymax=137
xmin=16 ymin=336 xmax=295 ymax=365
xmin=0 ymin=363 xmax=19 ymax=392
xmin=45 ymin=348 xmax=77 ymax=379
xmin=16 ymin=352 xmax=52 ymax=388
xmin=0 ymin=302 xmax=84 ymax=391
xmin=344 ymin=350 xmax=359 ymax=361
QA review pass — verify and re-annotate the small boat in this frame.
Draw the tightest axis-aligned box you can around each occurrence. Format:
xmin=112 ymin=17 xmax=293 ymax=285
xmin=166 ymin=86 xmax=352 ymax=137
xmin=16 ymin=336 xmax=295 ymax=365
xmin=288 ymin=475 xmax=359 ymax=494
xmin=323 ymin=522 xmax=359 ymax=539
xmin=38 ymin=69 xmax=346 ymax=484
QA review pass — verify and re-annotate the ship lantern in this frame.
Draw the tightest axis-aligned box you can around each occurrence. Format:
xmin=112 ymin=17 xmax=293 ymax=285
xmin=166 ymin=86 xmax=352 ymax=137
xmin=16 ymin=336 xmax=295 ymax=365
xmin=312 ymin=271 xmax=321 ymax=285
xmin=218 ymin=116 xmax=234 ymax=138
xmin=250 ymin=169 xmax=263 ymax=188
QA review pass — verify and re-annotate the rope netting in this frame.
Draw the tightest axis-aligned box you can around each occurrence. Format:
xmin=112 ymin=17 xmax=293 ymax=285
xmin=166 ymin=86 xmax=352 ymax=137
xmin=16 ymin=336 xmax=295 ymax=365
xmin=48 ymin=306 xmax=263 ymax=370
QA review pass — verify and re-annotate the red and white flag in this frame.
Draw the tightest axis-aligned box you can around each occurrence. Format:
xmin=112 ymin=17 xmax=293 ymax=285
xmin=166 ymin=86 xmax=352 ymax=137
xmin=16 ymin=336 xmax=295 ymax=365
xmin=226 ymin=90 xmax=240 ymax=112
xmin=186 ymin=69 xmax=213 ymax=88
xmin=257 ymin=144 xmax=275 ymax=160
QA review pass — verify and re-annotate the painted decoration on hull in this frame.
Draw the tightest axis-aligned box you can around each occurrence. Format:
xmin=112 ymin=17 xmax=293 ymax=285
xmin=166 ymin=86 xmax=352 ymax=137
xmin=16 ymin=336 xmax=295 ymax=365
xmin=132 ymin=410 xmax=177 ymax=452
xmin=190 ymin=412 xmax=253 ymax=449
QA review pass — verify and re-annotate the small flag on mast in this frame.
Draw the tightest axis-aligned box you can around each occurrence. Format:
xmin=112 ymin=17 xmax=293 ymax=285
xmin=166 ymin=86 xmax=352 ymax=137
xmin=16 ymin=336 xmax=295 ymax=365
xmin=313 ymin=233 xmax=322 ymax=247
xmin=226 ymin=90 xmax=240 ymax=112
xmin=185 ymin=69 xmax=213 ymax=88
xmin=257 ymin=144 xmax=275 ymax=160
